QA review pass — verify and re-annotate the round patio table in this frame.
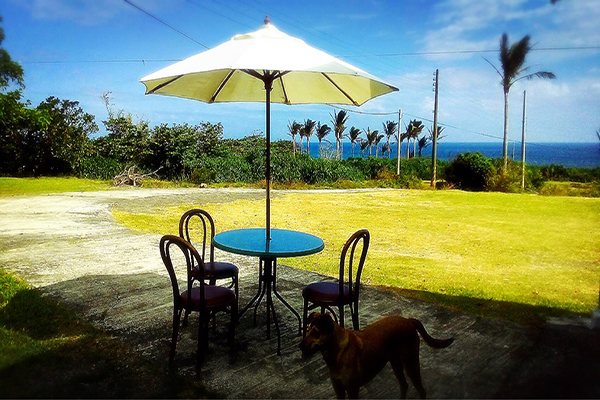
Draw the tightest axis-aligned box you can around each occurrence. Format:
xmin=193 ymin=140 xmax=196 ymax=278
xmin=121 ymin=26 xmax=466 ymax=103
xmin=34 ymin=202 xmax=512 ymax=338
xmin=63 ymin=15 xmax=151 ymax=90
xmin=213 ymin=228 xmax=324 ymax=355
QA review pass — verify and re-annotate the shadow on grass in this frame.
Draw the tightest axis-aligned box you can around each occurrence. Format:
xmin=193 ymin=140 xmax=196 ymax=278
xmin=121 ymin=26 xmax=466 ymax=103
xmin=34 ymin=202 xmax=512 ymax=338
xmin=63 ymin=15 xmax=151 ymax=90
xmin=0 ymin=284 xmax=217 ymax=399
xmin=2 ymin=269 xmax=599 ymax=399
xmin=376 ymin=285 xmax=588 ymax=326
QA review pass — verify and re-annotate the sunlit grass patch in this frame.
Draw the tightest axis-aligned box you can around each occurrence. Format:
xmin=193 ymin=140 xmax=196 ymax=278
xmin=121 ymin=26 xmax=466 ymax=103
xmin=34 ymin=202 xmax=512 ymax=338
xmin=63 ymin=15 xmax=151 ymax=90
xmin=0 ymin=177 xmax=111 ymax=197
xmin=112 ymin=189 xmax=600 ymax=323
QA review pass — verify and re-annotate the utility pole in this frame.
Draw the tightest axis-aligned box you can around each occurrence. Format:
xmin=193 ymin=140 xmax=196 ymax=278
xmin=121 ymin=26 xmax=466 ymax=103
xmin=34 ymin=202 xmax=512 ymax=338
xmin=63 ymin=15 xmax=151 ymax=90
xmin=431 ymin=69 xmax=439 ymax=188
xmin=396 ymin=109 xmax=403 ymax=175
xmin=521 ymin=90 xmax=527 ymax=189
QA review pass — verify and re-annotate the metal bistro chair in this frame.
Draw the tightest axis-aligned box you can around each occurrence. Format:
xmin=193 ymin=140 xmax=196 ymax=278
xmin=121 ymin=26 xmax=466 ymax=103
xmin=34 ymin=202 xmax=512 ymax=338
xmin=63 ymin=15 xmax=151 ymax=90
xmin=160 ymin=235 xmax=237 ymax=373
xmin=179 ymin=209 xmax=239 ymax=326
xmin=302 ymin=229 xmax=370 ymax=337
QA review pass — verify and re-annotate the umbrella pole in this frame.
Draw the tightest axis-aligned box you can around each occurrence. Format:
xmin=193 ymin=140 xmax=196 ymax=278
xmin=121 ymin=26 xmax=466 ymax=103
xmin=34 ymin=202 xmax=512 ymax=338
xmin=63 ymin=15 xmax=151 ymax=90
xmin=265 ymin=77 xmax=273 ymax=242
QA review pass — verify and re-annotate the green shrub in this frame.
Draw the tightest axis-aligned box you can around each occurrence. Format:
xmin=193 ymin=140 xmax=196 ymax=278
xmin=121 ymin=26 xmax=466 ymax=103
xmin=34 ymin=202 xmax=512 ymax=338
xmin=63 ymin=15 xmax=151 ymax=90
xmin=536 ymin=164 xmax=600 ymax=183
xmin=444 ymin=152 xmax=492 ymax=191
xmin=79 ymin=156 xmax=124 ymax=180
xmin=486 ymin=159 xmax=523 ymax=193
xmin=190 ymin=168 xmax=216 ymax=184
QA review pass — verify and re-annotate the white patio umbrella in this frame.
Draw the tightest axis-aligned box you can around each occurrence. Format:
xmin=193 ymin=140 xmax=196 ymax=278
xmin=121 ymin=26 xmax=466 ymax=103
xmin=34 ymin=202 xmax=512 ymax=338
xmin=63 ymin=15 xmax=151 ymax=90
xmin=140 ymin=18 xmax=398 ymax=241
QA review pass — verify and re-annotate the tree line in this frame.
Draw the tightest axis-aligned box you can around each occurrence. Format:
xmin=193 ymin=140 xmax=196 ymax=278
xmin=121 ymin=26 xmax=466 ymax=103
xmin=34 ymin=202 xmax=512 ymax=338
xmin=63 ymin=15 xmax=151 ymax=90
xmin=287 ymin=110 xmax=445 ymax=160
xmin=3 ymin=17 xmax=597 ymax=193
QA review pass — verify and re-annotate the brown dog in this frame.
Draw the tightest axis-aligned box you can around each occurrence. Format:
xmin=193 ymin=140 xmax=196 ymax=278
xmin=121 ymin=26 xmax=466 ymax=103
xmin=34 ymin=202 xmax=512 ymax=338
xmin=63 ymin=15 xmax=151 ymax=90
xmin=299 ymin=312 xmax=454 ymax=399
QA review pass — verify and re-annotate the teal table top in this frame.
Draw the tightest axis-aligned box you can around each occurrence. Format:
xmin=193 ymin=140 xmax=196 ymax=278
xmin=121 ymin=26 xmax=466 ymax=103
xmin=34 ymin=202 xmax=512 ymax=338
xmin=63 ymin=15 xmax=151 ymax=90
xmin=213 ymin=228 xmax=324 ymax=259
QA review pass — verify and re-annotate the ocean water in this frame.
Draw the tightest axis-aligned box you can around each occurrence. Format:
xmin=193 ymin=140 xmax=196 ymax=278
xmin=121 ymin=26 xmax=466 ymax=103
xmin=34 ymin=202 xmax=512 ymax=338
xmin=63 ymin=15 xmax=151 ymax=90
xmin=301 ymin=141 xmax=600 ymax=168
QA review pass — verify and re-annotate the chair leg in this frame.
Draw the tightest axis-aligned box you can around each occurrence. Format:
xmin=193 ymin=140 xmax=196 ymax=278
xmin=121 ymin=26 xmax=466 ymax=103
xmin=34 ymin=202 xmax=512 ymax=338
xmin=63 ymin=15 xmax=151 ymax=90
xmin=234 ymin=275 xmax=239 ymax=315
xmin=196 ymin=313 xmax=209 ymax=375
xmin=302 ymin=298 xmax=309 ymax=338
xmin=170 ymin=308 xmax=182 ymax=365
xmin=352 ymin=300 xmax=360 ymax=331
xmin=182 ymin=309 xmax=191 ymax=327
xmin=339 ymin=305 xmax=345 ymax=328
xmin=229 ymin=304 xmax=238 ymax=365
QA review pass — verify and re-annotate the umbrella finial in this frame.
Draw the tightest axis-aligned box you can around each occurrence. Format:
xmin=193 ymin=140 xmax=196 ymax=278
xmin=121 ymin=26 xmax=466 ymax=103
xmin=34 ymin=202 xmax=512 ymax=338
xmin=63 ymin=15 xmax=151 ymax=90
xmin=264 ymin=15 xmax=270 ymax=25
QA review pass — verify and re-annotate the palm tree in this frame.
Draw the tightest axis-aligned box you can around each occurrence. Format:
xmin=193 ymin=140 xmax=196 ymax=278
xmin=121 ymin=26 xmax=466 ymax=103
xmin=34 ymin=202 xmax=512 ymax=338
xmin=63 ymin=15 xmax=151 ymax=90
xmin=374 ymin=132 xmax=385 ymax=158
xmin=315 ymin=122 xmax=332 ymax=157
xmin=287 ymin=120 xmax=301 ymax=156
xmin=417 ymin=136 xmax=429 ymax=157
xmin=485 ymin=33 xmax=555 ymax=171
xmin=301 ymin=119 xmax=316 ymax=157
xmin=359 ymin=138 xmax=369 ymax=158
xmin=382 ymin=121 xmax=398 ymax=159
xmin=364 ymin=128 xmax=379 ymax=157
xmin=381 ymin=143 xmax=391 ymax=158
xmin=405 ymin=120 xmax=424 ymax=159
xmin=345 ymin=126 xmax=362 ymax=158
xmin=420 ymin=125 xmax=445 ymax=157
xmin=331 ymin=109 xmax=349 ymax=160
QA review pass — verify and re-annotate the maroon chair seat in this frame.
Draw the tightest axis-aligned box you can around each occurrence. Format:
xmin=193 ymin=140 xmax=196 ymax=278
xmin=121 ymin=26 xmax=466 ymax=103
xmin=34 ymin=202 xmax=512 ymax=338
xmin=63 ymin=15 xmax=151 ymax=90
xmin=181 ymin=285 xmax=237 ymax=310
xmin=302 ymin=282 xmax=350 ymax=304
xmin=194 ymin=261 xmax=238 ymax=281
xmin=160 ymin=235 xmax=237 ymax=375
xmin=302 ymin=230 xmax=370 ymax=337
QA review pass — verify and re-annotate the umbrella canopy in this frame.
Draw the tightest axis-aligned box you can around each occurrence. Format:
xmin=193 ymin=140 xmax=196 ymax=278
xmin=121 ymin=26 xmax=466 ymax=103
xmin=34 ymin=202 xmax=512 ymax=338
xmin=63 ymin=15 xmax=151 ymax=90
xmin=140 ymin=21 xmax=397 ymax=106
xmin=140 ymin=19 xmax=398 ymax=240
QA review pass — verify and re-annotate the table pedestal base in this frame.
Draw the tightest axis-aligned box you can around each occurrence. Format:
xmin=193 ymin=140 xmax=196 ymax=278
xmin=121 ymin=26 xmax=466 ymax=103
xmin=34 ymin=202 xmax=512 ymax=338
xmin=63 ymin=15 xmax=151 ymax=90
xmin=239 ymin=257 xmax=302 ymax=355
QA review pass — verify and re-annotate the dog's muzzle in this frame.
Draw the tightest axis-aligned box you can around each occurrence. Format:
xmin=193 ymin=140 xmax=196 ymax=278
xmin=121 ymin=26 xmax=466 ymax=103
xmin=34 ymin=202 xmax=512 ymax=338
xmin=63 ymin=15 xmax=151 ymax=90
xmin=299 ymin=339 xmax=320 ymax=358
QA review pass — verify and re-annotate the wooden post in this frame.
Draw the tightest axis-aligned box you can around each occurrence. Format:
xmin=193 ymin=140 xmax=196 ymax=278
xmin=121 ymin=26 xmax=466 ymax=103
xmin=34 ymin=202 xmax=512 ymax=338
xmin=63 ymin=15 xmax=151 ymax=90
xmin=431 ymin=69 xmax=439 ymax=188
xmin=396 ymin=109 xmax=403 ymax=175
xmin=521 ymin=90 xmax=527 ymax=189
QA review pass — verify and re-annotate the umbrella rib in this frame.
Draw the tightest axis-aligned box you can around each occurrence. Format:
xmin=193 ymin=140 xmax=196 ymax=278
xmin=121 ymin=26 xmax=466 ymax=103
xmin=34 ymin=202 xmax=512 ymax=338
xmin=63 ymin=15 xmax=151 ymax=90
xmin=321 ymin=73 xmax=360 ymax=106
xmin=147 ymin=75 xmax=184 ymax=94
xmin=278 ymin=75 xmax=290 ymax=104
xmin=210 ymin=70 xmax=236 ymax=103
xmin=241 ymin=69 xmax=265 ymax=80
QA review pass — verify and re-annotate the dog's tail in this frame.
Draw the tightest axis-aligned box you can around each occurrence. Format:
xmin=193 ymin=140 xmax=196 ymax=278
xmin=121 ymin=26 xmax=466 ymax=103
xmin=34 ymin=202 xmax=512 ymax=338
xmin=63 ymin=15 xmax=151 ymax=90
xmin=409 ymin=318 xmax=454 ymax=349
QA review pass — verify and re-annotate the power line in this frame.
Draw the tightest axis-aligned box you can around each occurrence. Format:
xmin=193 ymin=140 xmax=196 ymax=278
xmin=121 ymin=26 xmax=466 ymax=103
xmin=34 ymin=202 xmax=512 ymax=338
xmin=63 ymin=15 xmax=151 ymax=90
xmin=327 ymin=104 xmax=398 ymax=116
xmin=124 ymin=0 xmax=210 ymax=49
xmin=188 ymin=0 xmax=255 ymax=30
xmin=21 ymin=59 xmax=182 ymax=64
xmin=340 ymin=46 xmax=600 ymax=58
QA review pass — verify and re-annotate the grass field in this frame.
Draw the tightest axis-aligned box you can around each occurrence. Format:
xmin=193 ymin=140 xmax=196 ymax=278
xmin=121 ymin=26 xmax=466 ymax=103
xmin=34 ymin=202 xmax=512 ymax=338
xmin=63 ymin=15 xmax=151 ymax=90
xmin=0 ymin=177 xmax=111 ymax=196
xmin=114 ymin=189 xmax=600 ymax=321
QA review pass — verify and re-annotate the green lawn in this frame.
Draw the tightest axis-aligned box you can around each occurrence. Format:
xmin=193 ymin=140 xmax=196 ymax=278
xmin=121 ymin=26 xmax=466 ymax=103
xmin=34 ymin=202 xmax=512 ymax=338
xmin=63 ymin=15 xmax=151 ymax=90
xmin=114 ymin=189 xmax=600 ymax=322
xmin=0 ymin=177 xmax=111 ymax=196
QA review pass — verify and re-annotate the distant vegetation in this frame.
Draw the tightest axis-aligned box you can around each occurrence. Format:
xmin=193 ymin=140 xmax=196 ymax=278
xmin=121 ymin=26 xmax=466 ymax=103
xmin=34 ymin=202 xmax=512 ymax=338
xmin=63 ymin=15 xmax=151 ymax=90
xmin=0 ymin=16 xmax=597 ymax=196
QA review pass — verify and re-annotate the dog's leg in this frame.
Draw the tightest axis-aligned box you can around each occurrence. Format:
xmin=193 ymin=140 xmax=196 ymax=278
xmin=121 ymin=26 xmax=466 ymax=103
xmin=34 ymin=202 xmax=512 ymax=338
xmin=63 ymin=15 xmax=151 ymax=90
xmin=347 ymin=385 xmax=359 ymax=399
xmin=331 ymin=379 xmax=346 ymax=399
xmin=403 ymin=352 xmax=426 ymax=399
xmin=390 ymin=359 xmax=409 ymax=399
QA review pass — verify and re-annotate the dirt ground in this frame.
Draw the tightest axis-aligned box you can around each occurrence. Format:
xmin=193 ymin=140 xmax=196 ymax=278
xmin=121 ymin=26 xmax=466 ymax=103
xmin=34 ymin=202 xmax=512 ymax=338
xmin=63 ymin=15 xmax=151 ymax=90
xmin=1 ymin=187 xmax=599 ymax=398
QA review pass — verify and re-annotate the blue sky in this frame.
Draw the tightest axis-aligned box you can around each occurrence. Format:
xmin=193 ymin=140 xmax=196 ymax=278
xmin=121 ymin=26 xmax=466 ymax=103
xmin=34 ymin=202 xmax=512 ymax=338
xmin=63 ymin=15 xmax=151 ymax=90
xmin=3 ymin=0 xmax=600 ymax=143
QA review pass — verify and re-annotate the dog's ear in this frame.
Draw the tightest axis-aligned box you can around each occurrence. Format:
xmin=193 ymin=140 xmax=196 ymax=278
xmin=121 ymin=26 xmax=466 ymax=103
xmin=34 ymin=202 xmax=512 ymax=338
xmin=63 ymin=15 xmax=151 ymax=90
xmin=320 ymin=313 xmax=334 ymax=334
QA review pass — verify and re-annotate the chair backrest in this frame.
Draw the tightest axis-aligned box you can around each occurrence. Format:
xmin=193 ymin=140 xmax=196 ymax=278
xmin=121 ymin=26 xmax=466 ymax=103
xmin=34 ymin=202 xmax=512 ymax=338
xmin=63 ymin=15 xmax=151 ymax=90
xmin=179 ymin=209 xmax=216 ymax=266
xmin=160 ymin=234 xmax=207 ymax=308
xmin=339 ymin=229 xmax=370 ymax=301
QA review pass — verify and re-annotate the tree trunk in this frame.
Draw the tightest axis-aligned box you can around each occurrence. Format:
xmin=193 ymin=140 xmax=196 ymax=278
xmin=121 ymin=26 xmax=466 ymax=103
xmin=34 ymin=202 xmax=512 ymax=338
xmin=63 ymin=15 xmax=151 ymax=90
xmin=503 ymin=89 xmax=509 ymax=172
